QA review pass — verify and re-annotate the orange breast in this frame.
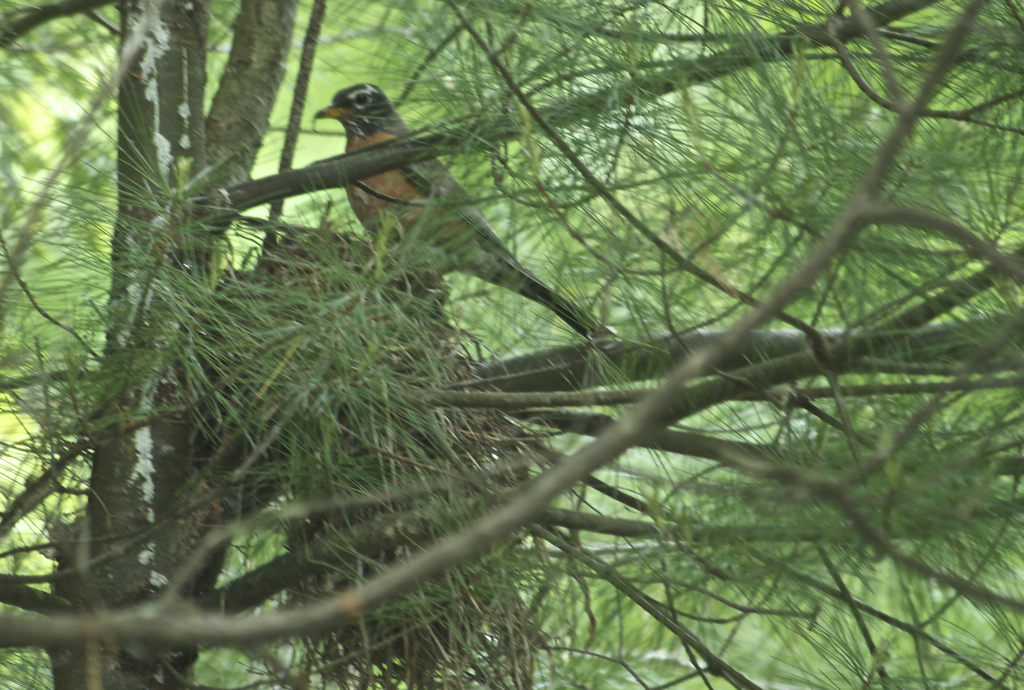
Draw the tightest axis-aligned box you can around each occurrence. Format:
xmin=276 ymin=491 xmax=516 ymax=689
xmin=345 ymin=131 xmax=427 ymax=225
xmin=344 ymin=131 xmax=476 ymax=265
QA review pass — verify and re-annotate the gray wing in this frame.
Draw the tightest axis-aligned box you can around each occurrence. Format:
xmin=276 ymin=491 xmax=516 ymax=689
xmin=402 ymin=158 xmax=595 ymax=337
xmin=402 ymin=158 xmax=519 ymax=265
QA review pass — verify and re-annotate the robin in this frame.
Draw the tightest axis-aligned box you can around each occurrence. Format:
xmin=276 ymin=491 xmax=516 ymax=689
xmin=314 ymin=83 xmax=595 ymax=337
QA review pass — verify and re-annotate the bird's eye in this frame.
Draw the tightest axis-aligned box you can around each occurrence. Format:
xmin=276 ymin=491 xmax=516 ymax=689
xmin=354 ymin=93 xmax=370 ymax=106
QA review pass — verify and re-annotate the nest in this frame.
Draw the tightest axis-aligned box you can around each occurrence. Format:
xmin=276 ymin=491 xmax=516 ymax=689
xmin=194 ymin=224 xmax=544 ymax=689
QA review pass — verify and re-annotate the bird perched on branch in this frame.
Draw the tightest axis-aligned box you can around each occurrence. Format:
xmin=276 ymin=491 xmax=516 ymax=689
xmin=314 ymin=83 xmax=595 ymax=337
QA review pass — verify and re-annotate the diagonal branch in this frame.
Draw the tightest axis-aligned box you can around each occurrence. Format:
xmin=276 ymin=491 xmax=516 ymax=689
xmin=549 ymin=0 xmax=946 ymax=128
xmin=864 ymin=205 xmax=1024 ymax=282
xmin=829 ymin=23 xmax=1024 ymax=135
xmin=203 ymin=508 xmax=437 ymax=613
xmin=219 ymin=0 xmax=942 ymax=219
xmin=0 ymin=0 xmax=113 ymax=48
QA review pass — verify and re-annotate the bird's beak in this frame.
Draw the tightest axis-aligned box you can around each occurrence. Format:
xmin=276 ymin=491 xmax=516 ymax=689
xmin=314 ymin=105 xmax=352 ymax=120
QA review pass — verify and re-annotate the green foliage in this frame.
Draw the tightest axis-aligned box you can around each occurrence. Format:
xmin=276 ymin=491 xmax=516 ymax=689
xmin=4 ymin=0 xmax=1024 ymax=688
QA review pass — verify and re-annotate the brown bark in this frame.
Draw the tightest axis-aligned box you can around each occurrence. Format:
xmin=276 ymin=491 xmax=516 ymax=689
xmin=206 ymin=0 xmax=299 ymax=187
xmin=50 ymin=0 xmax=213 ymax=687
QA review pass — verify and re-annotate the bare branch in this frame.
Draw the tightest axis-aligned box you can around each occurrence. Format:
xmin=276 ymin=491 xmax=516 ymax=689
xmin=753 ymin=549 xmax=998 ymax=682
xmin=817 ymin=545 xmax=888 ymax=681
xmin=0 ymin=440 xmax=90 ymax=545
xmin=864 ymin=205 xmax=1024 ymax=282
xmin=849 ymin=0 xmax=907 ymax=108
xmin=0 ymin=230 xmax=99 ymax=358
xmin=0 ymin=0 xmax=113 ymax=48
xmin=830 ymin=27 xmax=1024 ymax=134
xmin=0 ymin=582 xmax=71 ymax=614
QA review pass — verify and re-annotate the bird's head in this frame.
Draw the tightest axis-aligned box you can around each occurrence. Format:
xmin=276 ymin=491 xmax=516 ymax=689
xmin=314 ymin=84 xmax=407 ymax=138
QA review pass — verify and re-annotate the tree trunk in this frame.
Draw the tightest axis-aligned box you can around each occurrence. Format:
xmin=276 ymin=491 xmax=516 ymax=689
xmin=50 ymin=0 xmax=211 ymax=686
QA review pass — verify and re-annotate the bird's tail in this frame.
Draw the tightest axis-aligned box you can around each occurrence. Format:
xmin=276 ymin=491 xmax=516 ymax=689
xmin=468 ymin=252 xmax=597 ymax=337
xmin=514 ymin=270 xmax=596 ymax=338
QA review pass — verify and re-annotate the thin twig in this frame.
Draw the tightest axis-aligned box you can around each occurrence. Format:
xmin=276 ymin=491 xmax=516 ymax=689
xmin=0 ymin=0 xmax=113 ymax=47
xmin=85 ymin=8 xmax=118 ymax=34
xmin=541 ymin=646 xmax=654 ymax=690
xmin=825 ymin=370 xmax=863 ymax=464
xmin=398 ymin=27 xmax=463 ymax=104
xmin=829 ymin=23 xmax=1024 ymax=134
xmin=848 ymin=0 xmax=907 ymax=106
xmin=0 ymin=0 xmax=169 ymax=320
xmin=753 ymin=548 xmax=997 ymax=682
xmin=1003 ymin=0 xmax=1024 ymax=34
xmin=0 ymin=439 xmax=91 ymax=544
xmin=876 ymin=28 xmax=939 ymax=48
xmin=537 ymin=527 xmax=764 ymax=690
xmin=863 ymin=205 xmax=1024 ymax=283
xmin=0 ymin=229 xmax=99 ymax=358
xmin=817 ymin=545 xmax=889 ymax=680
xmin=268 ymin=0 xmax=327 ymax=222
